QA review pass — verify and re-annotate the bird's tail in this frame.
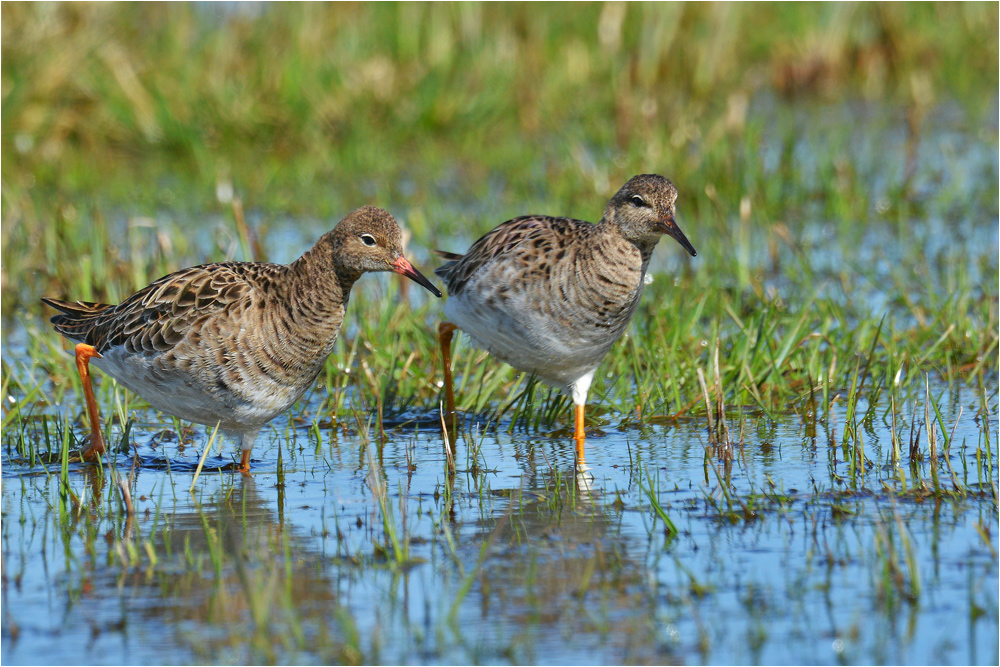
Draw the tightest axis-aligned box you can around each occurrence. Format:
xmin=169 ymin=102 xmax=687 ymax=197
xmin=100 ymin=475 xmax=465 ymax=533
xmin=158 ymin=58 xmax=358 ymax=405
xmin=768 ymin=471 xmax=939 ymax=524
xmin=40 ymin=297 xmax=112 ymax=344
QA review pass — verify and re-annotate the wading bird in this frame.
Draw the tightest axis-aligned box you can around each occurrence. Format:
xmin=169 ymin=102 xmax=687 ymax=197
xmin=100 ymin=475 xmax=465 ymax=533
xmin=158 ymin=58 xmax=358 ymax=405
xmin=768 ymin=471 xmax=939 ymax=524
xmin=44 ymin=206 xmax=441 ymax=472
xmin=435 ymin=175 xmax=696 ymax=461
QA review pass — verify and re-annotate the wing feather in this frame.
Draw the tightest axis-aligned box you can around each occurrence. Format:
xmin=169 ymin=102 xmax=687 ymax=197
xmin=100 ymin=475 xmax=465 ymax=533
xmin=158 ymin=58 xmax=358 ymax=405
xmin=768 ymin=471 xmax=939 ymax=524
xmin=42 ymin=262 xmax=284 ymax=354
xmin=434 ymin=215 xmax=594 ymax=294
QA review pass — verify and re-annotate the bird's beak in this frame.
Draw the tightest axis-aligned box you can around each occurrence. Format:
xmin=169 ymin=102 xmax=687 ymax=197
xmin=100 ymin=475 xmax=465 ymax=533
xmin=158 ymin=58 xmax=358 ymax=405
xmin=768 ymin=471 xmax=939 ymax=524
xmin=391 ymin=255 xmax=443 ymax=297
xmin=658 ymin=213 xmax=697 ymax=257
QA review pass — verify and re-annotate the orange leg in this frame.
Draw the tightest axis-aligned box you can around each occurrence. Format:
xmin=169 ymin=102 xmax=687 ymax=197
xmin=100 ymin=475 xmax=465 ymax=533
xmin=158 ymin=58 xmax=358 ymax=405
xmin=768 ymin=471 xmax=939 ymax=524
xmin=74 ymin=343 xmax=106 ymax=460
xmin=439 ymin=322 xmax=458 ymax=434
xmin=574 ymin=403 xmax=586 ymax=462
xmin=239 ymin=449 xmax=251 ymax=474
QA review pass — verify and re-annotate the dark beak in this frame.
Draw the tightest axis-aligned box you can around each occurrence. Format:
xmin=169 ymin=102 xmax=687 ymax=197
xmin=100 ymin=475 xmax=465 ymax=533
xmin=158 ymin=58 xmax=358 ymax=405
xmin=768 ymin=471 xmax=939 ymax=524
xmin=658 ymin=213 xmax=697 ymax=257
xmin=391 ymin=256 xmax=443 ymax=297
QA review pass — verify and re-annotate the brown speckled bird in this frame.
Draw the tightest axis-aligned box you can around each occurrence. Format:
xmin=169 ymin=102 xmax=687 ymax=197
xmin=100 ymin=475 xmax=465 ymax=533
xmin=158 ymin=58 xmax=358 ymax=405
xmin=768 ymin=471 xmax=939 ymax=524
xmin=43 ymin=206 xmax=441 ymax=472
xmin=435 ymin=174 xmax=696 ymax=460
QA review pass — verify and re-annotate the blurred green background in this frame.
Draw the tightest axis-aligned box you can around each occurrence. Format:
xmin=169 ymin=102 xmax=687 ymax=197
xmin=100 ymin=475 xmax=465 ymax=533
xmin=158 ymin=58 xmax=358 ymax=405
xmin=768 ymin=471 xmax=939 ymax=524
xmin=1 ymin=2 xmax=997 ymax=351
xmin=3 ymin=2 xmax=995 ymax=207
xmin=2 ymin=7 xmax=997 ymax=664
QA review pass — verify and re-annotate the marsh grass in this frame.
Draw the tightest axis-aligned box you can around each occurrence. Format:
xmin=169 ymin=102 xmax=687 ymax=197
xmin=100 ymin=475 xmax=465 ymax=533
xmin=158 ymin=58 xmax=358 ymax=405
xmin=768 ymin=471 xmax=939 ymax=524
xmin=1 ymin=3 xmax=998 ymax=664
xmin=3 ymin=6 xmax=996 ymax=445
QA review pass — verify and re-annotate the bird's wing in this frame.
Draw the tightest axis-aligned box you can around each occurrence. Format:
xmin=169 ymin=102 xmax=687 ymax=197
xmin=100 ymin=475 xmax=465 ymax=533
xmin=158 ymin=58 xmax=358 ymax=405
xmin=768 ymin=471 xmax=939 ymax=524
xmin=44 ymin=262 xmax=282 ymax=354
xmin=434 ymin=215 xmax=592 ymax=294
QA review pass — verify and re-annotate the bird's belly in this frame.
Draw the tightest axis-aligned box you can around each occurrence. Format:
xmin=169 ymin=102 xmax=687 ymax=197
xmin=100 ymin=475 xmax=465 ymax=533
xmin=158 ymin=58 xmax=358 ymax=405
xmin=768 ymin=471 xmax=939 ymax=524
xmin=93 ymin=347 xmax=305 ymax=430
xmin=445 ymin=292 xmax=623 ymax=388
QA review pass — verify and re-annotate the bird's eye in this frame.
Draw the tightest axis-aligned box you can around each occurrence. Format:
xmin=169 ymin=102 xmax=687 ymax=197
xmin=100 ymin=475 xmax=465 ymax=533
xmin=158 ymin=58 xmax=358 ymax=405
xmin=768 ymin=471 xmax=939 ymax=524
xmin=360 ymin=234 xmax=377 ymax=247
xmin=630 ymin=195 xmax=647 ymax=207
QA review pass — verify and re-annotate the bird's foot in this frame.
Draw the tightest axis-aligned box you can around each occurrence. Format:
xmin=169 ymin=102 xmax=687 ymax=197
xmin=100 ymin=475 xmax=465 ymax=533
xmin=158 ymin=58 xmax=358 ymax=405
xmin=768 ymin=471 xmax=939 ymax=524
xmin=75 ymin=431 xmax=107 ymax=462
xmin=238 ymin=450 xmax=252 ymax=475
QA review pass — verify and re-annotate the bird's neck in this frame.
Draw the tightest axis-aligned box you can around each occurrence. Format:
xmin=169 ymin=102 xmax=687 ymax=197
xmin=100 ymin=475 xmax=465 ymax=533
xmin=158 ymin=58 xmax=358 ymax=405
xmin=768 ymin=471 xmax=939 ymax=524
xmin=289 ymin=231 xmax=363 ymax=297
xmin=634 ymin=240 xmax=658 ymax=274
xmin=284 ymin=233 xmax=359 ymax=316
xmin=598 ymin=218 xmax=659 ymax=273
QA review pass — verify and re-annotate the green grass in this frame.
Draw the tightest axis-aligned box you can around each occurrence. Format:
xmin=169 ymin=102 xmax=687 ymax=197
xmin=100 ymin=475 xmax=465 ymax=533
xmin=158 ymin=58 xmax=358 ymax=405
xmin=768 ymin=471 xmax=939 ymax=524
xmin=2 ymin=5 xmax=997 ymax=310
xmin=0 ymin=10 xmax=996 ymax=662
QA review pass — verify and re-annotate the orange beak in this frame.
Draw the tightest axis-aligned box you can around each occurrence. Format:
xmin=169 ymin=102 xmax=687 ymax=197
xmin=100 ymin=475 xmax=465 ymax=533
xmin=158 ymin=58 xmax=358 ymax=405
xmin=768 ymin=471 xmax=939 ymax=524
xmin=391 ymin=255 xmax=442 ymax=297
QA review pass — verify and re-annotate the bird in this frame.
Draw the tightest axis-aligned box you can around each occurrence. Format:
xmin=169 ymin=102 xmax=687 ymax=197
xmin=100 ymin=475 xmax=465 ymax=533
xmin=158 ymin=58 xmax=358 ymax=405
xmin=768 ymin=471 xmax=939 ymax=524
xmin=434 ymin=174 xmax=696 ymax=461
xmin=42 ymin=205 xmax=442 ymax=472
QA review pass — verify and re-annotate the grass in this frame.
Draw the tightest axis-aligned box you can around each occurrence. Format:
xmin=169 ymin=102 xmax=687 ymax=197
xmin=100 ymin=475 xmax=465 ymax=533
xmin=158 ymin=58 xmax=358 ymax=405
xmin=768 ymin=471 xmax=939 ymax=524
xmin=2 ymin=7 xmax=996 ymax=431
xmin=1 ymin=3 xmax=997 ymax=665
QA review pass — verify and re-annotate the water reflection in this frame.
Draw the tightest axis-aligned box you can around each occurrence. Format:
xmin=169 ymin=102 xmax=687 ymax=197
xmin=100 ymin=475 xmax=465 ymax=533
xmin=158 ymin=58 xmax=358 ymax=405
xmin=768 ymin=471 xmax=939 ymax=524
xmin=2 ymin=375 xmax=996 ymax=664
xmin=442 ymin=447 xmax=679 ymax=664
xmin=110 ymin=477 xmax=348 ymax=662
xmin=1 ymin=471 xmax=359 ymax=664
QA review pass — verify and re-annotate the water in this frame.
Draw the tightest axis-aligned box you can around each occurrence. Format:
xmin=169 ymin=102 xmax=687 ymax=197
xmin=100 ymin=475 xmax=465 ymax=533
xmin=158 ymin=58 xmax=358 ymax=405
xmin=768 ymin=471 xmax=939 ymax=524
xmin=2 ymin=376 xmax=997 ymax=664
xmin=2 ymin=96 xmax=997 ymax=664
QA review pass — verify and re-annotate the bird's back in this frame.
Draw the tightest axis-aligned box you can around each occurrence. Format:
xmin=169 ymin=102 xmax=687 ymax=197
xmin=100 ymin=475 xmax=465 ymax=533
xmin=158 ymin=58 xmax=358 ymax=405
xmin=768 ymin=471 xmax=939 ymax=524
xmin=43 ymin=263 xmax=266 ymax=352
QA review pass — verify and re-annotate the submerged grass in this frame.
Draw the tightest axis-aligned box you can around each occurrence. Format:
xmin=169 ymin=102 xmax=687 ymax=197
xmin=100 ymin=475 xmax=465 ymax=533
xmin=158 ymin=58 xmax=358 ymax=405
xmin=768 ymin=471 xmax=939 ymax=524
xmin=1 ymin=4 xmax=997 ymax=664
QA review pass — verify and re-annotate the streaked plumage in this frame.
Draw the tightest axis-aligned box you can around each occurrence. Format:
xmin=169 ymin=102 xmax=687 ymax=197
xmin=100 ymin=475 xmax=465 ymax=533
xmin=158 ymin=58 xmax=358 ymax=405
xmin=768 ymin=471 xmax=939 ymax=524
xmin=44 ymin=206 xmax=441 ymax=471
xmin=435 ymin=174 xmax=696 ymax=459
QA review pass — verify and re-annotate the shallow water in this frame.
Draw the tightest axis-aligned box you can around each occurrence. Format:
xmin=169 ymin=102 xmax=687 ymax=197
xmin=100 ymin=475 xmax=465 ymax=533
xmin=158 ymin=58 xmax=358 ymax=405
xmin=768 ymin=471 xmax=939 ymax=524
xmin=2 ymin=375 xmax=997 ymax=665
xmin=3 ymin=96 xmax=998 ymax=664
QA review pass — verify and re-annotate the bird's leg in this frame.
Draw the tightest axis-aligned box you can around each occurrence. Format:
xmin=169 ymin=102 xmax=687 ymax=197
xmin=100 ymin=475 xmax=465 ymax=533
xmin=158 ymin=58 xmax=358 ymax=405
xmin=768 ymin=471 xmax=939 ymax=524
xmin=74 ymin=343 xmax=106 ymax=460
xmin=439 ymin=322 xmax=458 ymax=435
xmin=574 ymin=404 xmax=586 ymax=462
xmin=235 ymin=430 xmax=259 ymax=475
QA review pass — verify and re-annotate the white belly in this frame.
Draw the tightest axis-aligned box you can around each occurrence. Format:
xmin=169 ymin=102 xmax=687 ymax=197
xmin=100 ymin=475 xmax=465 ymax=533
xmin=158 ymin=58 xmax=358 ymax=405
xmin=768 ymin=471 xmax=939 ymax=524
xmin=444 ymin=288 xmax=620 ymax=392
xmin=93 ymin=346 xmax=302 ymax=432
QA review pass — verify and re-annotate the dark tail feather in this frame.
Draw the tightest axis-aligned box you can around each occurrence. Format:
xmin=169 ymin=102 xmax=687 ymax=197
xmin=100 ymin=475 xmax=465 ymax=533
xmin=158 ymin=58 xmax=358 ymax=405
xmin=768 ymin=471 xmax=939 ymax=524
xmin=432 ymin=250 xmax=464 ymax=261
xmin=41 ymin=297 xmax=111 ymax=317
xmin=432 ymin=250 xmax=465 ymax=282
xmin=41 ymin=297 xmax=113 ymax=343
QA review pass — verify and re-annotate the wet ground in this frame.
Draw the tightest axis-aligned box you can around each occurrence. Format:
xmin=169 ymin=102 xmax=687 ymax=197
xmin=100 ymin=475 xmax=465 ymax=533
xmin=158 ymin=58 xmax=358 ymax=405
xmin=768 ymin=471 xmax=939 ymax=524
xmin=2 ymin=97 xmax=997 ymax=664
xmin=2 ymin=374 xmax=997 ymax=665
